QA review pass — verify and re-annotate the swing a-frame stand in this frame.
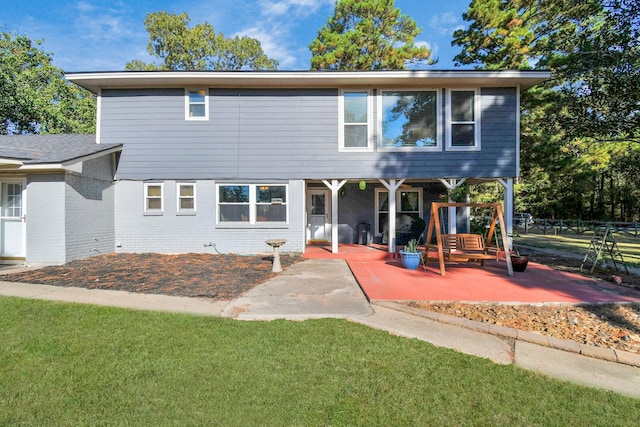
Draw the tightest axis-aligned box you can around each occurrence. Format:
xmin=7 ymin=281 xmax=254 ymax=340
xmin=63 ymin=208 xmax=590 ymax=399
xmin=423 ymin=202 xmax=514 ymax=276
xmin=580 ymin=227 xmax=629 ymax=274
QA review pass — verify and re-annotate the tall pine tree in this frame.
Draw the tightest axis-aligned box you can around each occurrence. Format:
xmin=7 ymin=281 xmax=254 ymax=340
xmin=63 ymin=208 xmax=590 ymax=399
xmin=309 ymin=0 xmax=434 ymax=70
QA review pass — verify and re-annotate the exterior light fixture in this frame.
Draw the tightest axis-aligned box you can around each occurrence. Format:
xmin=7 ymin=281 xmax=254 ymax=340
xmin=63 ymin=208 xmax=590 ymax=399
xmin=359 ymin=180 xmax=366 ymax=190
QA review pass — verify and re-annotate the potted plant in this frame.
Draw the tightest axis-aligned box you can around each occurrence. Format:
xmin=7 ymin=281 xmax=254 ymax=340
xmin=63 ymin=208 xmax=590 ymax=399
xmin=400 ymin=238 xmax=422 ymax=270
xmin=510 ymin=245 xmax=529 ymax=272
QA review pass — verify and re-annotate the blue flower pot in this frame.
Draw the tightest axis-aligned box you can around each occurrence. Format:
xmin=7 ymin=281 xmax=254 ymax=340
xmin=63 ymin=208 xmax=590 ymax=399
xmin=400 ymin=251 xmax=422 ymax=270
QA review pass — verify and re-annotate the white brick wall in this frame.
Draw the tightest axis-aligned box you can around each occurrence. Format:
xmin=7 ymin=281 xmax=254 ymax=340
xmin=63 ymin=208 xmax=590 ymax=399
xmin=64 ymin=172 xmax=115 ymax=261
xmin=114 ymin=179 xmax=305 ymax=255
xmin=25 ymin=174 xmax=67 ymax=264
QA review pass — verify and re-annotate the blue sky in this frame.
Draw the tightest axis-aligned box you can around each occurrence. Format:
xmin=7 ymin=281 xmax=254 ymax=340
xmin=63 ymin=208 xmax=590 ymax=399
xmin=1 ymin=0 xmax=473 ymax=72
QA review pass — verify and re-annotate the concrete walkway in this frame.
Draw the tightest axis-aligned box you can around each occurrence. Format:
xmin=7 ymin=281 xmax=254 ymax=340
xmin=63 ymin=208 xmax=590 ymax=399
xmin=1 ymin=258 xmax=639 ymax=399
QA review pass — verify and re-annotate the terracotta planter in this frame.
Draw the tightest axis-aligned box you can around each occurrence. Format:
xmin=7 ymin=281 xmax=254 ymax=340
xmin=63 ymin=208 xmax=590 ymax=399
xmin=511 ymin=255 xmax=529 ymax=272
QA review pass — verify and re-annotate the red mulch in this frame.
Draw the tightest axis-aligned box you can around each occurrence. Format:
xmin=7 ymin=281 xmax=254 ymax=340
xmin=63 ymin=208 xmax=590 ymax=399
xmin=2 ymin=253 xmax=303 ymax=300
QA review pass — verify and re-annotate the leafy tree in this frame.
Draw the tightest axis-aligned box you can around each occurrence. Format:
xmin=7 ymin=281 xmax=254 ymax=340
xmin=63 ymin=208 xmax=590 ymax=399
xmin=453 ymin=0 xmax=602 ymax=70
xmin=309 ymin=0 xmax=434 ymax=70
xmin=453 ymin=0 xmax=639 ymax=145
xmin=548 ymin=0 xmax=640 ymax=144
xmin=452 ymin=0 xmax=640 ymax=220
xmin=0 ymin=32 xmax=95 ymax=134
xmin=125 ymin=12 xmax=278 ymax=71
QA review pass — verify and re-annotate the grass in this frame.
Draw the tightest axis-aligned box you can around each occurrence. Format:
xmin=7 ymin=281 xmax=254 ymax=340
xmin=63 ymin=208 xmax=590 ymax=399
xmin=1 ymin=297 xmax=639 ymax=425
xmin=514 ymin=233 xmax=640 ymax=268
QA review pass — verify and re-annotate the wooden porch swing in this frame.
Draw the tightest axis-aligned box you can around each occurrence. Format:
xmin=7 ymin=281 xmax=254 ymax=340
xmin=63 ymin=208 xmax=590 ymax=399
xmin=423 ymin=202 xmax=514 ymax=276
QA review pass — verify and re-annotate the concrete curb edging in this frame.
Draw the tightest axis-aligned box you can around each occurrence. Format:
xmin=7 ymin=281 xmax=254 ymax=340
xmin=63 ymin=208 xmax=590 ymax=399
xmin=373 ymin=301 xmax=640 ymax=369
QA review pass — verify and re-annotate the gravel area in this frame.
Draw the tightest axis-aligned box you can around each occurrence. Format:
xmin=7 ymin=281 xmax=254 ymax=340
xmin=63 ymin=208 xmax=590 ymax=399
xmin=406 ymin=251 xmax=640 ymax=354
xmin=406 ymin=301 xmax=640 ymax=354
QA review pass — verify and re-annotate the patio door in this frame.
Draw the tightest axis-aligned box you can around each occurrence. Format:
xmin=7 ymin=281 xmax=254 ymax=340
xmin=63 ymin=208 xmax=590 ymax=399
xmin=0 ymin=181 xmax=26 ymax=258
xmin=306 ymin=189 xmax=331 ymax=243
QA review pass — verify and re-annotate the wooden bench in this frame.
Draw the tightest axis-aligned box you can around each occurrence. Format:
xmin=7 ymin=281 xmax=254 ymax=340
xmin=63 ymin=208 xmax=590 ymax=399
xmin=424 ymin=233 xmax=499 ymax=267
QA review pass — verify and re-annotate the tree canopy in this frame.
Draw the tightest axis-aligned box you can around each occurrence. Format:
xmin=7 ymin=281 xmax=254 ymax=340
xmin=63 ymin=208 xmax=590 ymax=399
xmin=309 ymin=0 xmax=434 ymax=70
xmin=453 ymin=0 xmax=639 ymax=145
xmin=0 ymin=32 xmax=95 ymax=135
xmin=453 ymin=0 xmax=640 ymax=221
xmin=125 ymin=12 xmax=278 ymax=71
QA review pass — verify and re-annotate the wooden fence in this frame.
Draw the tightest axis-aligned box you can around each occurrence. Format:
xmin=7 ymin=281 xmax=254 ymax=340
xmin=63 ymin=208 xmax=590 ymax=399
xmin=515 ymin=219 xmax=640 ymax=237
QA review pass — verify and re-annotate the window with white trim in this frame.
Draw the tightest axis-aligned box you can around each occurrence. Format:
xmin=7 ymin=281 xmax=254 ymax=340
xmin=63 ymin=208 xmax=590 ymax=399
xmin=185 ymin=89 xmax=209 ymax=120
xmin=144 ymin=183 xmax=163 ymax=213
xmin=447 ymin=89 xmax=480 ymax=150
xmin=177 ymin=183 xmax=196 ymax=212
xmin=379 ymin=89 xmax=439 ymax=150
xmin=374 ymin=188 xmax=423 ymax=237
xmin=218 ymin=184 xmax=288 ymax=223
xmin=339 ymin=90 xmax=373 ymax=151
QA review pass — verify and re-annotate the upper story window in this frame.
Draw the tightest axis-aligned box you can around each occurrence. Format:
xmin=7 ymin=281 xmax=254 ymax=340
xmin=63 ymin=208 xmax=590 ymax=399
xmin=218 ymin=184 xmax=288 ymax=224
xmin=185 ymin=89 xmax=209 ymax=120
xmin=144 ymin=182 xmax=163 ymax=214
xmin=339 ymin=90 xmax=373 ymax=152
xmin=447 ymin=89 xmax=480 ymax=150
xmin=379 ymin=89 xmax=439 ymax=150
xmin=177 ymin=183 xmax=196 ymax=213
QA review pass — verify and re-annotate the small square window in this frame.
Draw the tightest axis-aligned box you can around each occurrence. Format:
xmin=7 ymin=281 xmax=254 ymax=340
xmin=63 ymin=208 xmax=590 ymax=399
xmin=144 ymin=183 xmax=163 ymax=213
xmin=177 ymin=183 xmax=196 ymax=212
xmin=186 ymin=89 xmax=209 ymax=120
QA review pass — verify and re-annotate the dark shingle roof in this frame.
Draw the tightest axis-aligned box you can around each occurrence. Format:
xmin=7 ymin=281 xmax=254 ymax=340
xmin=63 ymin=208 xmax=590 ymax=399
xmin=0 ymin=134 xmax=121 ymax=164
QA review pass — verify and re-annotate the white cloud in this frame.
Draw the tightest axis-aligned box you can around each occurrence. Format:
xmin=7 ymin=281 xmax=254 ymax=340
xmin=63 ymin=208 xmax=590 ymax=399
xmin=225 ymin=0 xmax=335 ymax=69
xmin=259 ymin=0 xmax=333 ymax=18
xmin=73 ymin=1 xmax=139 ymax=41
xmin=236 ymin=26 xmax=298 ymax=69
xmin=429 ymin=12 xmax=461 ymax=36
xmin=415 ymin=40 xmax=432 ymax=50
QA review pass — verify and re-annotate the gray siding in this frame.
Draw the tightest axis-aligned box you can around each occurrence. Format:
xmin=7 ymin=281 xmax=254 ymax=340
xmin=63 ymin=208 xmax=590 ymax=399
xmin=114 ymin=179 xmax=305 ymax=255
xmin=101 ymin=87 xmax=518 ymax=181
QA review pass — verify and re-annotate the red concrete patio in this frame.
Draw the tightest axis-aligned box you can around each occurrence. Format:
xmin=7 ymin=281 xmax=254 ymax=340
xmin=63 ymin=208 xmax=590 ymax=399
xmin=304 ymin=244 xmax=640 ymax=304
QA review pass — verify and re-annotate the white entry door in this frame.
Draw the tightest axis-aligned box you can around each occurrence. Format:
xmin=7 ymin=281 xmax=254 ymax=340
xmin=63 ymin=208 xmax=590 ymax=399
xmin=307 ymin=189 xmax=331 ymax=243
xmin=0 ymin=181 xmax=26 ymax=258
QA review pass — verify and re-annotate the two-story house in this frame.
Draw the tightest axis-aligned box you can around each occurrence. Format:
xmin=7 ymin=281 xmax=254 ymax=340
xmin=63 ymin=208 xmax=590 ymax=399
xmin=0 ymin=70 xmax=549 ymax=265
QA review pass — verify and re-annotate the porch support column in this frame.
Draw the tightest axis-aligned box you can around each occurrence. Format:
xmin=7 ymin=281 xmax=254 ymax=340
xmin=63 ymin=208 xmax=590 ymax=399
xmin=379 ymin=178 xmax=405 ymax=253
xmin=439 ymin=178 xmax=466 ymax=234
xmin=322 ymin=179 xmax=347 ymax=254
xmin=497 ymin=178 xmax=514 ymax=249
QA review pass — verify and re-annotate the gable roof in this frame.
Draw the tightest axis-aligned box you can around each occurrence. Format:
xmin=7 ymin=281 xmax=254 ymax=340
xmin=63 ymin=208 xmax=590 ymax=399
xmin=0 ymin=134 xmax=122 ymax=169
xmin=66 ymin=70 xmax=552 ymax=93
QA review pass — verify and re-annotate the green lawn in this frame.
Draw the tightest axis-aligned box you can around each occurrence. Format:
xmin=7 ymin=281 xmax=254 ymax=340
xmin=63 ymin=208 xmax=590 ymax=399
xmin=1 ymin=297 xmax=638 ymax=425
xmin=515 ymin=233 xmax=640 ymax=268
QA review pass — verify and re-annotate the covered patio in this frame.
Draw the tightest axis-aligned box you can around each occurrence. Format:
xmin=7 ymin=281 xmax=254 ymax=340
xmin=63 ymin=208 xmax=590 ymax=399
xmin=304 ymin=244 xmax=640 ymax=304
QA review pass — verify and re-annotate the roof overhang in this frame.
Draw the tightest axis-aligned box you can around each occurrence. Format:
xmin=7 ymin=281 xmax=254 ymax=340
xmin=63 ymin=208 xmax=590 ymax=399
xmin=0 ymin=145 xmax=122 ymax=172
xmin=66 ymin=70 xmax=552 ymax=94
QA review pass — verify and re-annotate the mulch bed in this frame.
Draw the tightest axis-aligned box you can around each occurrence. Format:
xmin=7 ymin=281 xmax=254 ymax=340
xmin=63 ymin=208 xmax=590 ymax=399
xmin=1 ymin=253 xmax=303 ymax=300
